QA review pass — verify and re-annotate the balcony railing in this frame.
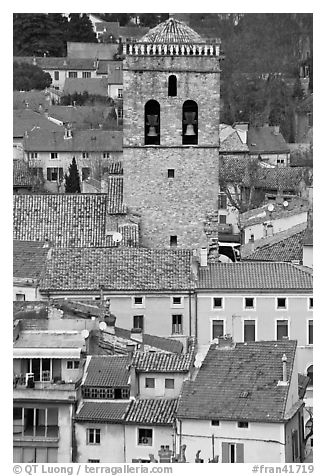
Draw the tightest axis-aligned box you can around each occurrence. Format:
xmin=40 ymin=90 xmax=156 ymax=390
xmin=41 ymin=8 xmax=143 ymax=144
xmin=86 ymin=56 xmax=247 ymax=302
xmin=13 ymin=425 xmax=59 ymax=442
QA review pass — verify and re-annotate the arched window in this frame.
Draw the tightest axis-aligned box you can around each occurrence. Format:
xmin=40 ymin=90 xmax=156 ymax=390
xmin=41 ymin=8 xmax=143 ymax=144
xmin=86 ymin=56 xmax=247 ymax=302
xmin=144 ymin=100 xmax=160 ymax=145
xmin=168 ymin=75 xmax=177 ymax=97
xmin=307 ymin=365 xmax=313 ymax=386
xmin=182 ymin=100 xmax=198 ymax=145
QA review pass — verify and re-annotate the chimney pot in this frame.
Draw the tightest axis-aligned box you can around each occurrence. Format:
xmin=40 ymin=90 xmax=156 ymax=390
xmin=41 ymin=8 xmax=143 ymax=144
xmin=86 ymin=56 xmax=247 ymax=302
xmin=282 ymin=353 xmax=287 ymax=382
xmin=130 ymin=327 xmax=143 ymax=343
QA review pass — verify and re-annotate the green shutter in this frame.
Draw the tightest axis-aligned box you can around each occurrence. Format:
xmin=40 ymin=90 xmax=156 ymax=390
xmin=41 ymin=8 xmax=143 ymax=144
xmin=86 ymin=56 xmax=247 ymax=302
xmin=221 ymin=442 xmax=228 ymax=463
xmin=47 ymin=168 xmax=51 ymax=181
xmin=236 ymin=443 xmax=244 ymax=463
xmin=59 ymin=168 xmax=63 ymax=180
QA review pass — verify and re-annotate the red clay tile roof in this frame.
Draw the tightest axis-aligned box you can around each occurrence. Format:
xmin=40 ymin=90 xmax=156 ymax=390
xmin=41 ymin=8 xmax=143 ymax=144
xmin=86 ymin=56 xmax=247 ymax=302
xmin=248 ymin=126 xmax=290 ymax=154
xmin=141 ymin=18 xmax=202 ymax=43
xmin=177 ymin=340 xmax=297 ymax=423
xmin=132 ymin=351 xmax=193 ymax=373
xmin=14 ymin=56 xmax=97 ymax=71
xmin=13 ymin=240 xmax=48 ymax=280
xmin=13 ymin=161 xmax=37 ymax=188
xmin=243 ymin=231 xmax=305 ymax=262
xmin=63 ymin=78 xmax=109 ymax=97
xmin=114 ymin=328 xmax=184 ymax=354
xmin=302 ymin=228 xmax=313 ymax=246
xmin=13 ymin=109 xmax=63 ymax=137
xmin=219 ymin=125 xmax=249 ymax=153
xmin=24 ymin=128 xmax=122 ymax=152
xmin=125 ymin=398 xmax=178 ymax=425
xmin=198 ymin=262 xmax=312 ymax=290
xmin=75 ymin=401 xmax=129 ymax=423
xmin=13 ymin=194 xmax=131 ymax=247
xmin=83 ymin=355 xmax=131 ymax=387
xmin=40 ymin=248 xmax=194 ymax=292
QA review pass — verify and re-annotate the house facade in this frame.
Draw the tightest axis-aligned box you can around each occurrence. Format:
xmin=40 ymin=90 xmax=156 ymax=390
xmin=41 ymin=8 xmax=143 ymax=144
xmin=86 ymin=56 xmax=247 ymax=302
xmin=248 ymin=125 xmax=290 ymax=167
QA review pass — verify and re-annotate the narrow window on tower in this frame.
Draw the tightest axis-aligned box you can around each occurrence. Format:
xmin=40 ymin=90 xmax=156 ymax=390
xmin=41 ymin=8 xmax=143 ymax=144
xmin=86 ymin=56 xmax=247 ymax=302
xmin=170 ymin=236 xmax=177 ymax=247
xmin=182 ymin=100 xmax=198 ymax=145
xmin=168 ymin=75 xmax=177 ymax=96
xmin=145 ymin=100 xmax=160 ymax=145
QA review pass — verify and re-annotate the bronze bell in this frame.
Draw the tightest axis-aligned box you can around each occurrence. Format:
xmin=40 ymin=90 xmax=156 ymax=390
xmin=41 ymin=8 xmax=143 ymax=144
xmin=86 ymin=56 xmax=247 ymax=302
xmin=147 ymin=114 xmax=158 ymax=136
xmin=183 ymin=111 xmax=197 ymax=136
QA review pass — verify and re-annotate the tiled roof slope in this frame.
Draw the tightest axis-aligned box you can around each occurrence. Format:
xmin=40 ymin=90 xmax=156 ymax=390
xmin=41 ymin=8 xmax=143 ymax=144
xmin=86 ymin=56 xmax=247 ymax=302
xmin=13 ymin=109 xmax=63 ymax=137
xmin=177 ymin=341 xmax=297 ymax=422
xmin=13 ymin=161 xmax=36 ymax=188
xmin=219 ymin=125 xmax=249 ymax=153
xmin=198 ymin=262 xmax=312 ymax=290
xmin=75 ymin=401 xmax=129 ymax=423
xmin=248 ymin=126 xmax=290 ymax=154
xmin=63 ymin=78 xmax=108 ymax=97
xmin=83 ymin=355 xmax=130 ymax=387
xmin=243 ymin=230 xmax=305 ymax=262
xmin=125 ymin=398 xmax=178 ymax=425
xmin=14 ymin=56 xmax=96 ymax=70
xmin=41 ymin=248 xmax=194 ymax=292
xmin=132 ymin=351 xmax=193 ymax=373
xmin=115 ymin=328 xmax=184 ymax=354
xmin=302 ymin=228 xmax=313 ymax=246
xmin=13 ymin=194 xmax=128 ymax=247
xmin=24 ymin=128 xmax=122 ymax=152
xmin=141 ymin=18 xmax=202 ymax=43
xmin=13 ymin=240 xmax=48 ymax=280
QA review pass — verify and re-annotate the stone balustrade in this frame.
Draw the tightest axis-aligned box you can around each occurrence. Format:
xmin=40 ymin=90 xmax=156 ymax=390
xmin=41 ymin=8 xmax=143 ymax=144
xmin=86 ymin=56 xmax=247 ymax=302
xmin=123 ymin=42 xmax=220 ymax=57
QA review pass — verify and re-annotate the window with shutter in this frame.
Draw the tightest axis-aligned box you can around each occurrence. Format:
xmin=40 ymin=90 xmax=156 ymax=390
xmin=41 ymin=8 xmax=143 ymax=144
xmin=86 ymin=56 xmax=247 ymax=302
xmin=221 ymin=442 xmax=228 ymax=463
xmin=236 ymin=443 xmax=244 ymax=463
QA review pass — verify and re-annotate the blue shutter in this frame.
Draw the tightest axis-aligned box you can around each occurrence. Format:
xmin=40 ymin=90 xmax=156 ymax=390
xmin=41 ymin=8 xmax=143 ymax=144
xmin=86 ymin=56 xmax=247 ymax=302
xmin=236 ymin=443 xmax=244 ymax=463
xmin=221 ymin=442 xmax=228 ymax=463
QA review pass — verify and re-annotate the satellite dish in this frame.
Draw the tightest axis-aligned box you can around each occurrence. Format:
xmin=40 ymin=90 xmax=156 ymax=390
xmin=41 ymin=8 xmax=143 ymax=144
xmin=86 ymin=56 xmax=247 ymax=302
xmin=112 ymin=232 xmax=122 ymax=243
xmin=267 ymin=203 xmax=274 ymax=212
xmin=194 ymin=353 xmax=204 ymax=369
xmin=283 ymin=200 xmax=289 ymax=208
xmin=99 ymin=321 xmax=107 ymax=331
xmin=218 ymin=254 xmax=232 ymax=263
xmin=81 ymin=329 xmax=89 ymax=339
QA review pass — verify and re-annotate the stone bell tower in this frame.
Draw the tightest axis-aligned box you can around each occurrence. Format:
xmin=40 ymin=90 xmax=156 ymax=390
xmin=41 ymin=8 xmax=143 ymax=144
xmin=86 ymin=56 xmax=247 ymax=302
xmin=122 ymin=18 xmax=221 ymax=249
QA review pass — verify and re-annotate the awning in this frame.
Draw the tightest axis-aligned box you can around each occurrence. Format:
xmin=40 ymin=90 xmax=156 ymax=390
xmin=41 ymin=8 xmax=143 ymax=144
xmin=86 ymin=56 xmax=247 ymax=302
xmin=13 ymin=348 xmax=82 ymax=359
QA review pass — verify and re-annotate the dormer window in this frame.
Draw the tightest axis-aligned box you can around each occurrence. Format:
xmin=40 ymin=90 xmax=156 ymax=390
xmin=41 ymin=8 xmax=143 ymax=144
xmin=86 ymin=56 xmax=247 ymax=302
xmin=145 ymin=100 xmax=160 ymax=145
xmin=168 ymin=75 xmax=177 ymax=96
xmin=182 ymin=100 xmax=198 ymax=145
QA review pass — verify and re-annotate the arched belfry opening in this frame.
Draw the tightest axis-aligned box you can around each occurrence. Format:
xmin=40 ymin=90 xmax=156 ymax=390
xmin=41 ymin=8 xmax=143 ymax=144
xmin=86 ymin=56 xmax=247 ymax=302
xmin=168 ymin=75 xmax=177 ymax=96
xmin=144 ymin=100 xmax=160 ymax=145
xmin=182 ymin=100 xmax=198 ymax=145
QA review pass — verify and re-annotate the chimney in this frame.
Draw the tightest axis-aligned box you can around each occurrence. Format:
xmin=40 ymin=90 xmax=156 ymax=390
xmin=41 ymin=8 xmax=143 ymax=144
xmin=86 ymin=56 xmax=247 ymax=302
xmin=282 ymin=353 xmax=287 ymax=382
xmin=64 ymin=126 xmax=72 ymax=139
xmin=273 ymin=125 xmax=280 ymax=135
xmin=32 ymin=56 xmax=37 ymax=66
xmin=104 ymin=313 xmax=116 ymax=335
xmin=200 ymin=247 xmax=208 ymax=267
xmin=216 ymin=335 xmax=234 ymax=349
xmin=130 ymin=327 xmax=143 ymax=343
xmin=307 ymin=208 xmax=313 ymax=230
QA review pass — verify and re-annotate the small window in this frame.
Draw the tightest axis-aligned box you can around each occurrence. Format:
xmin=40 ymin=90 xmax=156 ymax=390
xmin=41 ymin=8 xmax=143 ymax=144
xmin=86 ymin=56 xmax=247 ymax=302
xmin=172 ymin=314 xmax=183 ymax=334
xmin=170 ymin=236 xmax=177 ymax=247
xmin=145 ymin=378 xmax=155 ymax=388
xmin=219 ymin=214 xmax=227 ymax=224
xmin=277 ymin=297 xmax=287 ymax=309
xmin=68 ymin=71 xmax=78 ymax=78
xmin=15 ymin=293 xmax=25 ymax=301
xmin=47 ymin=167 xmax=63 ymax=182
xmin=307 ymin=365 xmax=313 ymax=386
xmin=67 ymin=360 xmax=79 ymax=369
xmin=103 ymin=153 xmax=110 ymax=159
xmin=212 ymin=319 xmax=224 ymax=339
xmin=121 ymin=388 xmax=130 ymax=399
xmin=308 ymin=320 xmax=313 ymax=345
xmin=213 ymin=297 xmax=223 ymax=309
xmin=117 ymin=108 xmax=123 ymax=119
xmin=168 ymin=169 xmax=175 ymax=178
xmin=54 ymin=71 xmax=59 ymax=81
xmin=82 ymin=167 xmax=91 ymax=181
xmin=133 ymin=296 xmax=144 ymax=306
xmin=133 ymin=315 xmax=144 ymax=330
xmin=118 ymin=88 xmax=123 ymax=98
xmin=87 ymin=429 xmax=101 ymax=445
xmin=237 ymin=421 xmax=249 ymax=428
xmin=82 ymin=152 xmax=89 ymax=159
xmin=50 ymin=152 xmax=58 ymax=159
xmin=168 ymin=75 xmax=177 ymax=96
xmin=82 ymin=71 xmax=91 ymax=78
xmin=172 ymin=296 xmax=182 ymax=305
xmin=138 ymin=428 xmax=153 ymax=446
xmin=244 ymin=320 xmax=256 ymax=342
xmin=218 ymin=193 xmax=227 ymax=209
xmin=30 ymin=152 xmax=38 ymax=159
xmin=244 ymin=297 xmax=254 ymax=309
xmin=165 ymin=378 xmax=174 ymax=389
xmin=88 ymin=460 xmax=100 ymax=463
xmin=277 ymin=320 xmax=289 ymax=340
xmin=211 ymin=420 xmax=220 ymax=426
xmin=309 ymin=297 xmax=313 ymax=309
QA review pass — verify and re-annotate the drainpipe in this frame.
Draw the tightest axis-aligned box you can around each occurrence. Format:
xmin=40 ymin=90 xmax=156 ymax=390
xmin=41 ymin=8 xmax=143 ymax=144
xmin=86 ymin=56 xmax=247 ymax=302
xmin=194 ymin=291 xmax=198 ymax=340
xmin=188 ymin=290 xmax=192 ymax=337
xmin=123 ymin=423 xmax=126 ymax=462
xmin=179 ymin=420 xmax=182 ymax=457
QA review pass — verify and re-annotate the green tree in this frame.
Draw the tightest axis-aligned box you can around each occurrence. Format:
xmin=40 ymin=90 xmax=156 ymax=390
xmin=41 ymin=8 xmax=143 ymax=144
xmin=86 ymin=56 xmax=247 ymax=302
xmin=65 ymin=157 xmax=81 ymax=193
xmin=13 ymin=62 xmax=52 ymax=91
xmin=67 ymin=14 xmax=97 ymax=43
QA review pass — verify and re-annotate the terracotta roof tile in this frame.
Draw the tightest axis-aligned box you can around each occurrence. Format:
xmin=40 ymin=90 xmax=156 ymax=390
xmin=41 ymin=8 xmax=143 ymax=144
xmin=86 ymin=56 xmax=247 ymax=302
xmin=243 ymin=231 xmax=304 ymax=262
xmin=198 ymin=262 xmax=312 ymax=290
xmin=13 ymin=240 xmax=48 ymax=280
xmin=75 ymin=401 xmax=129 ymax=423
xmin=63 ymin=78 xmax=109 ymax=97
xmin=248 ymin=126 xmax=290 ymax=154
xmin=132 ymin=350 xmax=193 ymax=373
xmin=14 ymin=56 xmax=97 ymax=71
xmin=13 ymin=109 xmax=63 ymax=137
xmin=141 ymin=18 xmax=202 ymax=43
xmin=302 ymin=227 xmax=313 ymax=246
xmin=13 ymin=161 xmax=38 ymax=188
xmin=125 ymin=398 xmax=178 ymax=425
xmin=41 ymin=248 xmax=194 ymax=292
xmin=177 ymin=340 xmax=297 ymax=422
xmin=83 ymin=355 xmax=131 ymax=387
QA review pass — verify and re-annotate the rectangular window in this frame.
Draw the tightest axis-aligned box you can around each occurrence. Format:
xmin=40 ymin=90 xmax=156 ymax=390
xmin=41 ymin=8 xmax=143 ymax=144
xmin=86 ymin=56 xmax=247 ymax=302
xmin=211 ymin=420 xmax=220 ymax=426
xmin=121 ymin=388 xmax=130 ymax=399
xmin=277 ymin=297 xmax=287 ymax=309
xmin=87 ymin=429 xmax=100 ymax=445
xmin=50 ymin=152 xmax=58 ymax=159
xmin=168 ymin=169 xmax=175 ymax=178
xmin=172 ymin=314 xmax=183 ymax=334
xmin=133 ymin=315 xmax=144 ymax=330
xmin=212 ymin=319 xmax=224 ymax=339
xmin=219 ymin=214 xmax=227 ymax=224
xmin=222 ymin=443 xmax=244 ymax=463
xmin=82 ymin=167 xmax=91 ymax=181
xmin=82 ymin=152 xmax=89 ymax=159
xmin=15 ymin=293 xmax=25 ymax=301
xmin=218 ymin=193 xmax=227 ymax=209
xmin=30 ymin=152 xmax=38 ymax=159
xmin=117 ymin=108 xmax=123 ymax=119
xmin=170 ymin=236 xmax=177 ymax=247
xmin=172 ymin=296 xmax=182 ymax=306
xmin=103 ymin=153 xmax=110 ymax=159
xmin=68 ymin=71 xmax=78 ymax=78
xmin=138 ymin=428 xmax=153 ymax=446
xmin=244 ymin=297 xmax=255 ymax=309
xmin=54 ymin=71 xmax=59 ymax=81
xmin=82 ymin=71 xmax=91 ymax=78
xmin=145 ymin=378 xmax=155 ymax=388
xmin=47 ymin=167 xmax=63 ymax=182
xmin=133 ymin=296 xmax=144 ymax=307
xmin=309 ymin=297 xmax=313 ymax=309
xmin=165 ymin=378 xmax=174 ymax=389
xmin=88 ymin=460 xmax=100 ymax=463
xmin=237 ymin=421 xmax=249 ymax=428
xmin=277 ymin=320 xmax=289 ymax=340
xmin=244 ymin=320 xmax=256 ymax=342
xmin=118 ymin=89 xmax=123 ymax=98
xmin=308 ymin=320 xmax=313 ymax=345
xmin=213 ymin=297 xmax=223 ymax=309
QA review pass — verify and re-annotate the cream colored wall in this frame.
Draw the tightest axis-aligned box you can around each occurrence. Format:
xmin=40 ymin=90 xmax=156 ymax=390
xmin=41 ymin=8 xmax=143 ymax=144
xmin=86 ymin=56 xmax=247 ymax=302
xmin=178 ymin=419 xmax=285 ymax=463
xmin=58 ymin=404 xmax=74 ymax=462
xmin=244 ymin=211 xmax=307 ymax=243
xmin=138 ymin=372 xmax=185 ymax=399
xmin=46 ymin=69 xmax=97 ymax=91
xmin=303 ymin=245 xmax=313 ymax=268
xmin=124 ymin=425 xmax=174 ymax=462
xmin=75 ymin=422 xmax=125 ymax=463
xmin=13 ymin=284 xmax=40 ymax=301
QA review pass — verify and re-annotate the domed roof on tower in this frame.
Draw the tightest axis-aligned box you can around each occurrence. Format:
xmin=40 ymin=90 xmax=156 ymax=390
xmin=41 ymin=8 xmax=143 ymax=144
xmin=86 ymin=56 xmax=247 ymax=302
xmin=140 ymin=17 xmax=202 ymax=43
